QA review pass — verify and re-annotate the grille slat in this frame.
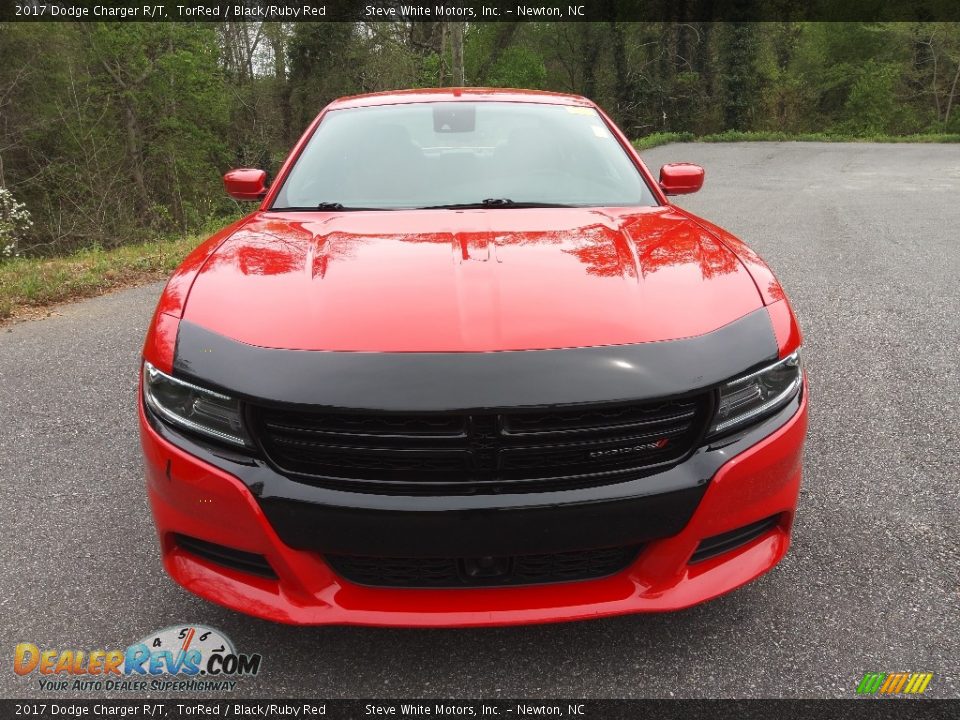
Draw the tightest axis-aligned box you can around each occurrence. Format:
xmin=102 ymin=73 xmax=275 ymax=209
xmin=502 ymin=406 xmax=697 ymax=438
xmin=254 ymin=396 xmax=709 ymax=495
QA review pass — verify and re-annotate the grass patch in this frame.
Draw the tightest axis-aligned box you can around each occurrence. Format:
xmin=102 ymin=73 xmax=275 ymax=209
xmin=633 ymin=132 xmax=697 ymax=149
xmin=633 ymin=130 xmax=960 ymax=150
xmin=0 ymin=234 xmax=202 ymax=322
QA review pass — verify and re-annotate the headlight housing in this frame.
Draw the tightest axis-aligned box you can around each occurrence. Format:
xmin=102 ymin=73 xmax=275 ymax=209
xmin=142 ymin=361 xmax=250 ymax=448
xmin=708 ymin=350 xmax=802 ymax=438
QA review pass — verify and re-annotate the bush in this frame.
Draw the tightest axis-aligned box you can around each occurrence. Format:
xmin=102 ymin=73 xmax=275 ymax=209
xmin=841 ymin=61 xmax=900 ymax=135
xmin=0 ymin=188 xmax=32 ymax=260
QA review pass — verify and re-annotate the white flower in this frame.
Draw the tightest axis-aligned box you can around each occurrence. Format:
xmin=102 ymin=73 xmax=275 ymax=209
xmin=0 ymin=187 xmax=31 ymax=259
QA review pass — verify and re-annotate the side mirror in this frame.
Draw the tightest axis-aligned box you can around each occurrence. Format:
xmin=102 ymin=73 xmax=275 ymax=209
xmin=659 ymin=163 xmax=704 ymax=195
xmin=224 ymin=169 xmax=268 ymax=201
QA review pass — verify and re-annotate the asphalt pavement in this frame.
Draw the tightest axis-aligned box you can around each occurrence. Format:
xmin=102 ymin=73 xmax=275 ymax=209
xmin=1 ymin=143 xmax=958 ymax=699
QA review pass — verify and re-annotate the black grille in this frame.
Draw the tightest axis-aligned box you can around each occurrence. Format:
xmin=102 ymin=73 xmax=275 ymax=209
xmin=252 ymin=396 xmax=709 ymax=495
xmin=689 ymin=515 xmax=781 ymax=564
xmin=175 ymin=534 xmax=277 ymax=578
xmin=326 ymin=546 xmax=641 ymax=588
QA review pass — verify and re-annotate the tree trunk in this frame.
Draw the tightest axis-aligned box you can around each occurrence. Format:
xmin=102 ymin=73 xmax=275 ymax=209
xmin=265 ymin=23 xmax=293 ymax=146
xmin=611 ymin=23 xmax=637 ymax=131
xmin=658 ymin=23 xmax=680 ymax=131
xmin=580 ymin=24 xmax=602 ymax=100
xmin=124 ymin=103 xmax=149 ymax=206
xmin=450 ymin=23 xmax=465 ymax=86
xmin=944 ymin=56 xmax=960 ymax=125
xmin=439 ymin=23 xmax=448 ymax=86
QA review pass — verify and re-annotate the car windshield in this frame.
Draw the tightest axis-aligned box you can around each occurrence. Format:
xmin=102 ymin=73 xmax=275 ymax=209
xmin=270 ymin=101 xmax=658 ymax=210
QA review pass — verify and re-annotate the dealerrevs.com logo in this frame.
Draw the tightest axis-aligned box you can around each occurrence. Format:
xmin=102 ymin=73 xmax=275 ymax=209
xmin=14 ymin=625 xmax=261 ymax=692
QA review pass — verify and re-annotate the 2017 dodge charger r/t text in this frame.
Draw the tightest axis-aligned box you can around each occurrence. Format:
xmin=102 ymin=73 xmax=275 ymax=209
xmin=138 ymin=88 xmax=807 ymax=626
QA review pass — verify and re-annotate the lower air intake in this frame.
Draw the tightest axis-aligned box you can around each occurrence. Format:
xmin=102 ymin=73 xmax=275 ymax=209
xmin=175 ymin=534 xmax=277 ymax=579
xmin=326 ymin=545 xmax=641 ymax=588
xmin=690 ymin=516 xmax=781 ymax=564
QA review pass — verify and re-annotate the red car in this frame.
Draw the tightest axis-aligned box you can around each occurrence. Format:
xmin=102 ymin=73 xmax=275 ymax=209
xmin=139 ymin=88 xmax=807 ymax=626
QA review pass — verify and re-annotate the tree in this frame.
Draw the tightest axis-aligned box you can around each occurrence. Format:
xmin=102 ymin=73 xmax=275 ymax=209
xmin=2 ymin=19 xmax=958 ymax=257
xmin=719 ymin=23 xmax=763 ymax=131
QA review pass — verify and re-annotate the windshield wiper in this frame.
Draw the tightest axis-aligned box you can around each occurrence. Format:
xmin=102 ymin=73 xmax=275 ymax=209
xmin=270 ymin=199 xmax=577 ymax=212
xmin=418 ymin=198 xmax=577 ymax=210
xmin=268 ymin=202 xmax=390 ymax=212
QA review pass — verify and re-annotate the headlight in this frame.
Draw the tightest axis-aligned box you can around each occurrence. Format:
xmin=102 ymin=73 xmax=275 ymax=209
xmin=142 ymin=361 xmax=250 ymax=447
xmin=708 ymin=350 xmax=802 ymax=437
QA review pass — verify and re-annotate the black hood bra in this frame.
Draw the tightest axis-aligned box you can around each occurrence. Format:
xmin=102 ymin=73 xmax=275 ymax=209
xmin=172 ymin=307 xmax=779 ymax=412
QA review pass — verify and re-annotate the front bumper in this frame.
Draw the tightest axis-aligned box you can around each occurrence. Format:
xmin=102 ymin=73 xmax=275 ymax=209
xmin=139 ymin=384 xmax=807 ymax=627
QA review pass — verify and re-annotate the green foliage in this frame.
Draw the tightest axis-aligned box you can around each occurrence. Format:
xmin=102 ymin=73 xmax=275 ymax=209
xmin=0 ymin=23 xmax=230 ymax=253
xmin=633 ymin=132 xmax=696 ymax=149
xmin=417 ymin=53 xmax=445 ymax=88
xmin=1 ymin=20 xmax=959 ymax=258
xmin=485 ymin=45 xmax=547 ymax=88
xmin=841 ymin=61 xmax=902 ymax=134
xmin=718 ymin=23 xmax=763 ymax=131
xmin=288 ymin=24 xmax=359 ymax=140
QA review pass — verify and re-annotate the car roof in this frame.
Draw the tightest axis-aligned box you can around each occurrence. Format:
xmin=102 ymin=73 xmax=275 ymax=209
xmin=325 ymin=87 xmax=596 ymax=111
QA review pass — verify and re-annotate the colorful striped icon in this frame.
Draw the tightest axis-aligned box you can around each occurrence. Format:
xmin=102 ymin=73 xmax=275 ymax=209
xmin=856 ymin=672 xmax=933 ymax=695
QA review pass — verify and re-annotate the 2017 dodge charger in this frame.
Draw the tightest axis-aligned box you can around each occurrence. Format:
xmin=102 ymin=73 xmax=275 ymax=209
xmin=138 ymin=88 xmax=807 ymax=626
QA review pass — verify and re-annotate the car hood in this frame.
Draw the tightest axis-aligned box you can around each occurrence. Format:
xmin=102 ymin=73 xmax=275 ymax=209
xmin=181 ymin=207 xmax=763 ymax=352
